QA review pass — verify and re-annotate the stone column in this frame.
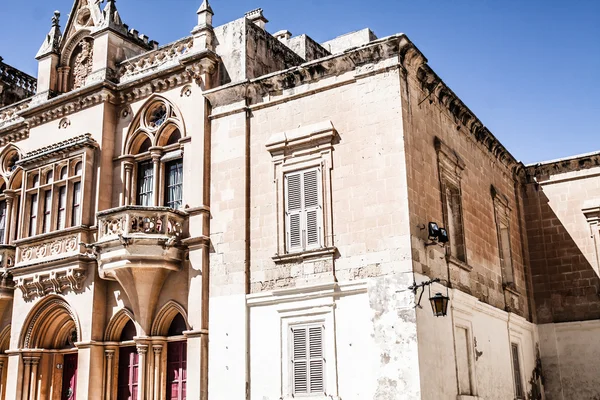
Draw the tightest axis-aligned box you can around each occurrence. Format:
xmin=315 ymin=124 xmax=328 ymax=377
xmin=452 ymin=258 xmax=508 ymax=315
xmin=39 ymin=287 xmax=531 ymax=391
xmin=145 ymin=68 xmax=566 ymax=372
xmin=137 ymin=344 xmax=148 ymax=400
xmin=104 ymin=349 xmax=115 ymax=400
xmin=150 ymin=149 xmax=163 ymax=207
xmin=150 ymin=147 xmax=162 ymax=206
xmin=20 ymin=358 xmax=31 ymax=400
xmin=28 ymin=357 xmax=39 ymax=400
xmin=3 ymin=192 xmax=15 ymax=245
xmin=123 ymin=160 xmax=134 ymax=206
xmin=153 ymin=344 xmax=163 ymax=400
xmin=60 ymin=67 xmax=71 ymax=93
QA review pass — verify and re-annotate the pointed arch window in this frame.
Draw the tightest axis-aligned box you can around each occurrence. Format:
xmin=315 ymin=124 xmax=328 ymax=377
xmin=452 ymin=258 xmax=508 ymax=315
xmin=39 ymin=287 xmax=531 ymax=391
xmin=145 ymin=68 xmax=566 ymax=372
xmin=125 ymin=100 xmax=184 ymax=210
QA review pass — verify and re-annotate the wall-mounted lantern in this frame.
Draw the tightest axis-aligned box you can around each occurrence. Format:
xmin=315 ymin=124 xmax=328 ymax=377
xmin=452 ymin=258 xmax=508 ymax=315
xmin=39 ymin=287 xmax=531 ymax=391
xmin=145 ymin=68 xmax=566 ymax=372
xmin=429 ymin=292 xmax=450 ymax=317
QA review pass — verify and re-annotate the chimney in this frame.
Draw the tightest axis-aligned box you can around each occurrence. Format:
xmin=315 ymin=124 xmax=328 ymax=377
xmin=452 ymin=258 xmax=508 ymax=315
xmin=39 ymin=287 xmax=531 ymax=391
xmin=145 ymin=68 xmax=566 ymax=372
xmin=245 ymin=8 xmax=268 ymax=30
xmin=274 ymin=30 xmax=292 ymax=42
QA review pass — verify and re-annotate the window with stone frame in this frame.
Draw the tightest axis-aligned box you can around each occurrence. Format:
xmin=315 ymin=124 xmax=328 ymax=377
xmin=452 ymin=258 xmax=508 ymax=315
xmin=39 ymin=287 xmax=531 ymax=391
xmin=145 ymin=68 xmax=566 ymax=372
xmin=290 ymin=323 xmax=325 ymax=396
xmin=122 ymin=98 xmax=185 ymax=210
xmin=284 ymin=167 xmax=323 ymax=253
xmin=435 ymin=137 xmax=467 ymax=265
xmin=22 ymin=158 xmax=84 ymax=238
xmin=492 ymin=185 xmax=515 ymax=286
xmin=265 ymin=121 xmax=337 ymax=260
xmin=0 ymin=147 xmax=22 ymax=245
xmin=511 ymin=343 xmax=524 ymax=399
xmin=130 ymin=131 xmax=183 ymax=209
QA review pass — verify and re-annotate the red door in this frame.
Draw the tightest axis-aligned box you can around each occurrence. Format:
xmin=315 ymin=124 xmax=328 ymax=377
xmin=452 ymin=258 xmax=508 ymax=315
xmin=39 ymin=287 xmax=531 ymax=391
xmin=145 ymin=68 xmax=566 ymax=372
xmin=167 ymin=341 xmax=187 ymax=400
xmin=61 ymin=354 xmax=78 ymax=400
xmin=118 ymin=347 xmax=139 ymax=400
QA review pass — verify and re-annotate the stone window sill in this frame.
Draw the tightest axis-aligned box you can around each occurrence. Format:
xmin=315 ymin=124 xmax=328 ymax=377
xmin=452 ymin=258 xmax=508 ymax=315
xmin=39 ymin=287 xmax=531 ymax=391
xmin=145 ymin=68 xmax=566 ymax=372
xmin=447 ymin=255 xmax=472 ymax=272
xmin=281 ymin=395 xmax=340 ymax=400
xmin=272 ymin=247 xmax=336 ymax=264
xmin=457 ymin=396 xmax=482 ymax=400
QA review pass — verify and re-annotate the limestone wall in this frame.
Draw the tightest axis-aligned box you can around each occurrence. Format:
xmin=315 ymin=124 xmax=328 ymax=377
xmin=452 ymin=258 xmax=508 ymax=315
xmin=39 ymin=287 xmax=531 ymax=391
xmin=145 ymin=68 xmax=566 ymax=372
xmin=524 ymin=162 xmax=600 ymax=324
xmin=401 ymin=63 xmax=532 ymax=319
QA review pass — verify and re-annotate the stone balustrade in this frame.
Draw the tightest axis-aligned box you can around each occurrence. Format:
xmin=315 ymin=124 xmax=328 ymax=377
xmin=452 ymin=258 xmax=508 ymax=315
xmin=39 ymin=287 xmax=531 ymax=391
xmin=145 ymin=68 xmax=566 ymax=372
xmin=0 ymin=60 xmax=37 ymax=94
xmin=118 ymin=37 xmax=194 ymax=83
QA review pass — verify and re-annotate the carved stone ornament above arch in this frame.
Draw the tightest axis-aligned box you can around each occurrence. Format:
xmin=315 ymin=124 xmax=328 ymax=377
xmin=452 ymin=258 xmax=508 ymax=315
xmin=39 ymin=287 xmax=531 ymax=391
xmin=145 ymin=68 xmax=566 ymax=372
xmin=104 ymin=307 xmax=137 ymax=342
xmin=123 ymin=95 xmax=186 ymax=155
xmin=19 ymin=295 xmax=82 ymax=349
xmin=0 ymin=144 xmax=22 ymax=178
xmin=60 ymin=29 xmax=92 ymax=67
xmin=151 ymin=300 xmax=190 ymax=336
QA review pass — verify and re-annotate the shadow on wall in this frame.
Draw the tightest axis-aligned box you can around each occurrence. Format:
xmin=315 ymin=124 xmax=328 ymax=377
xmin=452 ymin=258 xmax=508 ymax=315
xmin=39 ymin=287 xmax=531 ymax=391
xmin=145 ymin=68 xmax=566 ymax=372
xmin=524 ymin=184 xmax=600 ymax=324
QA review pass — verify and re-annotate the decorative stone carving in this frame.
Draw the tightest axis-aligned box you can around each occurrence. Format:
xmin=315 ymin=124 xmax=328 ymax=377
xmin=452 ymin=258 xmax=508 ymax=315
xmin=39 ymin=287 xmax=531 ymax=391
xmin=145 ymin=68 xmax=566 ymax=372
xmin=18 ymin=235 xmax=80 ymax=264
xmin=180 ymin=85 xmax=192 ymax=97
xmin=72 ymin=40 xmax=94 ymax=90
xmin=58 ymin=117 xmax=71 ymax=129
xmin=97 ymin=206 xmax=187 ymax=242
xmin=16 ymin=267 xmax=87 ymax=301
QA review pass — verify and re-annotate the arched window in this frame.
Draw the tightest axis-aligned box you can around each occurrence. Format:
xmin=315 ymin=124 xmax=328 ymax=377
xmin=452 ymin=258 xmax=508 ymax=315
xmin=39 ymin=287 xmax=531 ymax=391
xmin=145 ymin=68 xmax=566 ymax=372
xmin=118 ymin=320 xmax=139 ymax=400
xmin=125 ymin=99 xmax=184 ymax=210
xmin=166 ymin=314 xmax=187 ymax=400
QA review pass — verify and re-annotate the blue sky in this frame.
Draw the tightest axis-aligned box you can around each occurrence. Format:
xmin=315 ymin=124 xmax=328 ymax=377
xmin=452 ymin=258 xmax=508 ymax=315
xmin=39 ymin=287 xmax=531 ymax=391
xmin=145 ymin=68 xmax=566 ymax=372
xmin=1 ymin=0 xmax=598 ymax=164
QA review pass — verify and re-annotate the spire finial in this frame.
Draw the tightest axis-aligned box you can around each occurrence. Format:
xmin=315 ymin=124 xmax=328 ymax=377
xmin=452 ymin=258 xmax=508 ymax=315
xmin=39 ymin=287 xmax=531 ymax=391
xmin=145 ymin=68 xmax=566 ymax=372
xmin=36 ymin=10 xmax=63 ymax=59
xmin=197 ymin=0 xmax=214 ymax=16
xmin=52 ymin=10 xmax=60 ymax=27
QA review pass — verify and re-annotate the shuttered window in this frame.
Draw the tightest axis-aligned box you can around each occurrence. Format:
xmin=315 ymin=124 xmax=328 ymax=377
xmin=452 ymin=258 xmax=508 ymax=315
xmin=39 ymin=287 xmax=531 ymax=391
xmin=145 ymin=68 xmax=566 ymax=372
xmin=291 ymin=324 xmax=325 ymax=395
xmin=285 ymin=168 xmax=322 ymax=253
xmin=511 ymin=343 xmax=524 ymax=399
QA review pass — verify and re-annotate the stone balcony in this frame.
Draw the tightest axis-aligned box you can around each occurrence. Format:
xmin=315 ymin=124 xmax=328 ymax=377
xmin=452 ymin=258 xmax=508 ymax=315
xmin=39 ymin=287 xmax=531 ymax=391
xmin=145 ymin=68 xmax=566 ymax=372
xmin=94 ymin=206 xmax=188 ymax=334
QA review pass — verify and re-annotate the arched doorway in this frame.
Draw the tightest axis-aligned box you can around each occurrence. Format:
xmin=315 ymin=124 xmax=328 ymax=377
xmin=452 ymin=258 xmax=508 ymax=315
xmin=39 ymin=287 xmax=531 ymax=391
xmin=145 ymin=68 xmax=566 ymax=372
xmin=166 ymin=314 xmax=187 ymax=400
xmin=19 ymin=296 xmax=81 ymax=400
xmin=152 ymin=301 xmax=190 ymax=400
xmin=117 ymin=320 xmax=139 ymax=400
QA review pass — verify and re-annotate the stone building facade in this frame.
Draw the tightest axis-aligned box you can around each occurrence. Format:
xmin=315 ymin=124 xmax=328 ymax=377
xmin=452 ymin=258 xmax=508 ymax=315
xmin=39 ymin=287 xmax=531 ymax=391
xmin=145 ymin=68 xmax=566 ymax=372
xmin=0 ymin=0 xmax=596 ymax=399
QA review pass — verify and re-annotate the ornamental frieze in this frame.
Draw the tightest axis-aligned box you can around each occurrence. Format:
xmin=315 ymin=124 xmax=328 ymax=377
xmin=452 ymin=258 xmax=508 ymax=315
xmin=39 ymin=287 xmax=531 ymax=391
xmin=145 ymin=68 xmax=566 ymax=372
xmin=18 ymin=235 xmax=80 ymax=264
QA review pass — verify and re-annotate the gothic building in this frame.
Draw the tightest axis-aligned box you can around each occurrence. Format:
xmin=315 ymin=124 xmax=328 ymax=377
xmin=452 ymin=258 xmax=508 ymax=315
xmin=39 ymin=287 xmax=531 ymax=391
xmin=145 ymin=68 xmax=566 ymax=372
xmin=0 ymin=1 xmax=598 ymax=399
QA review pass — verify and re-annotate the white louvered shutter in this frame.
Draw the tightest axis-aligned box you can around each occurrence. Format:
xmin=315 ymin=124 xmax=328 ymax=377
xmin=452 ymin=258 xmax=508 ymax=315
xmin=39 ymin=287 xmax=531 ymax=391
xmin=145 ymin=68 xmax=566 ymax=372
xmin=291 ymin=325 xmax=325 ymax=395
xmin=303 ymin=169 xmax=321 ymax=249
xmin=285 ymin=168 xmax=322 ymax=253
xmin=308 ymin=325 xmax=325 ymax=393
xmin=292 ymin=326 xmax=308 ymax=394
xmin=285 ymin=173 xmax=303 ymax=252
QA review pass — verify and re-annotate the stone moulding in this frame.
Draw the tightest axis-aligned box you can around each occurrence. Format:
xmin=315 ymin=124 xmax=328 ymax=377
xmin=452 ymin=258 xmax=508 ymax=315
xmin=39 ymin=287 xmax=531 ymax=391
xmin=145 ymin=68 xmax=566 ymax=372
xmin=16 ymin=133 xmax=98 ymax=167
xmin=15 ymin=266 xmax=87 ymax=301
xmin=0 ymin=99 xmax=31 ymax=131
xmin=265 ymin=120 xmax=336 ymax=155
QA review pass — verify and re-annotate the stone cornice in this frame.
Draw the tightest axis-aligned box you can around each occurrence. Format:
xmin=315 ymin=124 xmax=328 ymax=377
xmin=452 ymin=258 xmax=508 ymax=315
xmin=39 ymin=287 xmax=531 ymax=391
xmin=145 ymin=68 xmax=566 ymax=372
xmin=16 ymin=133 xmax=98 ymax=167
xmin=525 ymin=151 xmax=600 ymax=183
xmin=413 ymin=61 xmax=522 ymax=172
